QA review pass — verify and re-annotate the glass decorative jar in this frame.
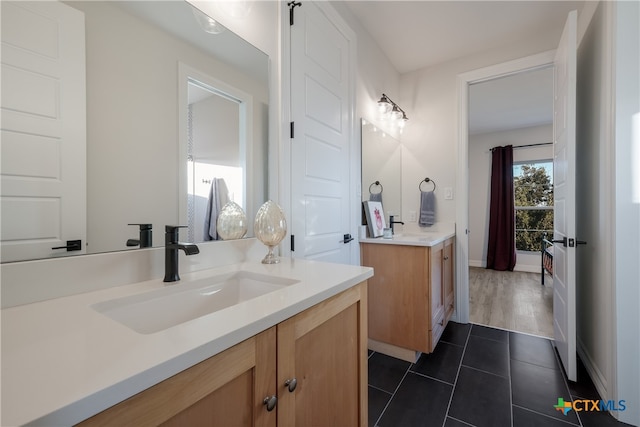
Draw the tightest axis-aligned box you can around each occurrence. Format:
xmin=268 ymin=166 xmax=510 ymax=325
xmin=216 ymin=201 xmax=248 ymax=240
xmin=254 ymin=200 xmax=287 ymax=264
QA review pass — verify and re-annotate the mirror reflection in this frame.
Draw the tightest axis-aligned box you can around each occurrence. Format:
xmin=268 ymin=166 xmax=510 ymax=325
xmin=0 ymin=0 xmax=269 ymax=263
xmin=361 ymin=119 xmax=402 ymax=218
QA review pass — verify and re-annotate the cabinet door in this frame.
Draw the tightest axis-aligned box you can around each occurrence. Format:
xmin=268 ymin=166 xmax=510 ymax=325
xmin=77 ymin=328 xmax=277 ymax=427
xmin=277 ymin=283 xmax=368 ymax=427
xmin=430 ymin=242 xmax=445 ymax=350
xmin=444 ymin=238 xmax=455 ymax=321
xmin=362 ymin=244 xmax=430 ymax=351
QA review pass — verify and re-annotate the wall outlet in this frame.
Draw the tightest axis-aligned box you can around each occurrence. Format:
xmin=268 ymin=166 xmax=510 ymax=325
xmin=444 ymin=187 xmax=454 ymax=200
xmin=408 ymin=210 xmax=417 ymax=222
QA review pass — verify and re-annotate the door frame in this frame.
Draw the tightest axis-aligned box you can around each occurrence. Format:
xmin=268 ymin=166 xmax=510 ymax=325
xmin=177 ymin=62 xmax=254 ymax=238
xmin=454 ymin=50 xmax=556 ymax=323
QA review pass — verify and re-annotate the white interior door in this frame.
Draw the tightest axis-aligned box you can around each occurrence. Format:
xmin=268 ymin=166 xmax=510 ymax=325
xmin=290 ymin=1 xmax=354 ymax=264
xmin=552 ymin=10 xmax=578 ymax=381
xmin=1 ymin=1 xmax=86 ymax=262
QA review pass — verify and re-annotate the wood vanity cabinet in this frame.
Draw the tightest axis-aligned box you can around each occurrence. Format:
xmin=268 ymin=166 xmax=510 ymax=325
xmin=77 ymin=282 xmax=368 ymax=427
xmin=443 ymin=238 xmax=455 ymax=322
xmin=361 ymin=237 xmax=455 ymax=354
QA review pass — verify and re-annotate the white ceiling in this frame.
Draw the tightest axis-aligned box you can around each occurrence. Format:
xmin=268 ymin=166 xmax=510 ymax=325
xmin=468 ymin=66 xmax=554 ymax=135
xmin=343 ymin=1 xmax=583 ymax=134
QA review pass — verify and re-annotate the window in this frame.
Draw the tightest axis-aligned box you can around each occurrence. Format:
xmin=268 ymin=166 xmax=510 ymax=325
xmin=514 ymin=161 xmax=553 ymax=252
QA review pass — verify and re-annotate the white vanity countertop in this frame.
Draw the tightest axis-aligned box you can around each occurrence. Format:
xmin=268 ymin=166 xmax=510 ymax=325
xmin=359 ymin=224 xmax=455 ymax=247
xmin=1 ymin=259 xmax=373 ymax=426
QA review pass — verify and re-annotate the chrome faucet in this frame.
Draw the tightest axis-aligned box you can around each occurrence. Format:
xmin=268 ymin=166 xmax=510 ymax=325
xmin=163 ymin=225 xmax=199 ymax=282
xmin=389 ymin=215 xmax=405 ymax=235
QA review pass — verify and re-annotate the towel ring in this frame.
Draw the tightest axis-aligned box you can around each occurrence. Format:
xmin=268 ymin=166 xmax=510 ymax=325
xmin=369 ymin=180 xmax=383 ymax=194
xmin=418 ymin=178 xmax=436 ymax=192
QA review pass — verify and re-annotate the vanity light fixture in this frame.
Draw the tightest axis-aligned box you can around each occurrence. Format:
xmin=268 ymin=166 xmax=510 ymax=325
xmin=376 ymin=93 xmax=408 ymax=129
xmin=377 ymin=94 xmax=392 ymax=114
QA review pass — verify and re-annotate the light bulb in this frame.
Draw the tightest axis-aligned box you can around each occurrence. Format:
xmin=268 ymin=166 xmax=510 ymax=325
xmin=192 ymin=8 xmax=226 ymax=34
xmin=377 ymin=95 xmax=392 ymax=115
xmin=391 ymin=105 xmax=403 ymax=121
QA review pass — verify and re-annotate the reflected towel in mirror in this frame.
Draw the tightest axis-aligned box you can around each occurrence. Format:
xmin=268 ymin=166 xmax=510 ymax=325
xmin=204 ymin=178 xmax=229 ymax=240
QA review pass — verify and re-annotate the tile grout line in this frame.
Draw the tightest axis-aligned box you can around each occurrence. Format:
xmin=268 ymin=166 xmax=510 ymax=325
xmin=373 ymin=362 xmax=412 ymax=427
xmin=512 ymin=404 xmax=581 ymax=426
xmin=409 ymin=369 xmax=455 ymax=387
xmin=551 ymin=339 xmax=585 ymax=427
xmin=368 ymin=383 xmax=393 ymax=395
xmin=459 ymin=363 xmax=509 ymax=379
xmin=441 ymin=326 xmax=473 ymax=427
xmin=446 ymin=415 xmax=477 ymax=426
xmin=508 ymin=332 xmax=514 ymax=427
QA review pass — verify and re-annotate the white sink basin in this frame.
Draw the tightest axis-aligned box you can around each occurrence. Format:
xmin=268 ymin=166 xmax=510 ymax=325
xmin=92 ymin=271 xmax=299 ymax=334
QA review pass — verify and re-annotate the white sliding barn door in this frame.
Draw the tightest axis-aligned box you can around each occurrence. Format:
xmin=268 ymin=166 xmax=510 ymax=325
xmin=552 ymin=10 xmax=578 ymax=381
xmin=289 ymin=1 xmax=355 ymax=264
xmin=1 ymin=1 xmax=86 ymax=262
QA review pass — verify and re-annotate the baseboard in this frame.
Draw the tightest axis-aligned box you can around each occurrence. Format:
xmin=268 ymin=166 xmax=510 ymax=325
xmin=468 ymin=259 xmax=541 ymax=273
xmin=368 ymin=338 xmax=420 ymax=363
xmin=514 ymin=264 xmax=542 ymax=273
xmin=577 ymin=338 xmax=610 ymax=402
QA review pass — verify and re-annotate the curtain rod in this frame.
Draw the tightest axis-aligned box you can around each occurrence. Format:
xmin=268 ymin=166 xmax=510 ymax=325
xmin=490 ymin=142 xmax=553 ymax=152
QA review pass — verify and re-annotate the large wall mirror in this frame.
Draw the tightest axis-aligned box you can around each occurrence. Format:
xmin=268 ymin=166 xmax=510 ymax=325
xmin=0 ymin=0 xmax=269 ymax=262
xmin=361 ymin=119 xmax=402 ymax=219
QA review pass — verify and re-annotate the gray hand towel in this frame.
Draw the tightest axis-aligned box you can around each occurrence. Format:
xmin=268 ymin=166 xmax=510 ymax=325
xmin=419 ymin=191 xmax=435 ymax=226
xmin=203 ymin=178 xmax=230 ymax=240
xmin=369 ymin=192 xmax=383 ymax=204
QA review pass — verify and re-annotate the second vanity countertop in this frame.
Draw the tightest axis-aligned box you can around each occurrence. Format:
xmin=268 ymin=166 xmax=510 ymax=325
xmin=359 ymin=223 xmax=456 ymax=247
xmin=1 ymin=259 xmax=373 ymax=426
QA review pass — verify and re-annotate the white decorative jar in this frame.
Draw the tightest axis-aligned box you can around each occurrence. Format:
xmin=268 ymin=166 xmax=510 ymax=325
xmin=254 ymin=200 xmax=287 ymax=264
xmin=216 ymin=201 xmax=248 ymax=240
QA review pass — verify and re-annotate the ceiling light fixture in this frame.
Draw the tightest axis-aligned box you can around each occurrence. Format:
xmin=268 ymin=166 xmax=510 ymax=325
xmin=376 ymin=93 xmax=408 ymax=130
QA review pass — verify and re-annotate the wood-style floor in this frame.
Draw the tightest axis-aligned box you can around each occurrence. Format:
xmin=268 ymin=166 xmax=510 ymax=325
xmin=469 ymin=267 xmax=553 ymax=338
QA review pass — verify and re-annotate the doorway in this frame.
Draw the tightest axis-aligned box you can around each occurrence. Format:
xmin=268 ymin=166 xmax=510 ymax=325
xmin=177 ymin=63 xmax=254 ymax=243
xmin=455 ymin=50 xmax=556 ymax=328
xmin=466 ymin=67 xmax=555 ymax=337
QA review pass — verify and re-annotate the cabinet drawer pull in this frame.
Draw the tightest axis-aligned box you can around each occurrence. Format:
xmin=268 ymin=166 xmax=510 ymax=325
xmin=285 ymin=378 xmax=298 ymax=392
xmin=439 ymin=320 xmax=444 ymax=326
xmin=263 ymin=395 xmax=277 ymax=411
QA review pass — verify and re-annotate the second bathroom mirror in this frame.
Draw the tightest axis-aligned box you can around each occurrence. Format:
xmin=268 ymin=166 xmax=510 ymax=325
xmin=361 ymin=118 xmax=402 ymax=220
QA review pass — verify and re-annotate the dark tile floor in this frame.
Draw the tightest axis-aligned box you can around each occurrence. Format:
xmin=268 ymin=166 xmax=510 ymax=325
xmin=368 ymin=322 xmax=630 ymax=427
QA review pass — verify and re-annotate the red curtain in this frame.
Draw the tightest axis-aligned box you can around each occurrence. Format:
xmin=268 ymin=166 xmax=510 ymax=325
xmin=486 ymin=145 xmax=516 ymax=271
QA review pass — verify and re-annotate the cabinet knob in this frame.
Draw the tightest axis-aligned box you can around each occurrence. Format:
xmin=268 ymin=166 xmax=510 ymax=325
xmin=439 ymin=320 xmax=444 ymax=326
xmin=263 ymin=395 xmax=277 ymax=411
xmin=444 ymin=256 xmax=449 ymax=260
xmin=285 ymin=378 xmax=298 ymax=392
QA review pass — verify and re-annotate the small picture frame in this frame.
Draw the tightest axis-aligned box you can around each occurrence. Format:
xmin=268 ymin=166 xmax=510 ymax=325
xmin=363 ymin=201 xmax=386 ymax=238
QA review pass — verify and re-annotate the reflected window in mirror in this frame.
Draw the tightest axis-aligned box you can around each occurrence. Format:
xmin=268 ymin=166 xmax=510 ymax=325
xmin=182 ymin=74 xmax=251 ymax=243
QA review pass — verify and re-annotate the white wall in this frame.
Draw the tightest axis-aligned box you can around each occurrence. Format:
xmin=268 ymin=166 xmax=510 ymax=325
xmin=192 ymin=94 xmax=239 ymax=166
xmin=576 ymin=2 xmax=639 ymax=424
xmin=575 ymin=1 xmax=614 ymax=402
xmin=613 ymin=0 xmax=640 ymax=423
xmin=329 ymin=2 xmax=401 ymax=129
xmin=468 ymin=125 xmax=553 ymax=271
xmin=398 ymin=32 xmax=562 ymax=226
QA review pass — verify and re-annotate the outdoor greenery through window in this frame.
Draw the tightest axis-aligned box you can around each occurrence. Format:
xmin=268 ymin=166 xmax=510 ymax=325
xmin=514 ymin=161 xmax=554 ymax=252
